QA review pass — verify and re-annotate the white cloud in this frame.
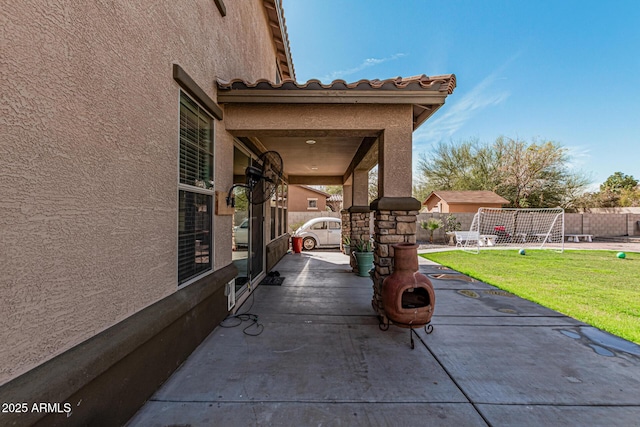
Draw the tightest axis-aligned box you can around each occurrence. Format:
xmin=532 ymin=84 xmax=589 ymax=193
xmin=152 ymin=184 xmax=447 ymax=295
xmin=319 ymin=53 xmax=407 ymax=82
xmin=413 ymin=54 xmax=520 ymax=148
xmin=564 ymin=145 xmax=592 ymax=170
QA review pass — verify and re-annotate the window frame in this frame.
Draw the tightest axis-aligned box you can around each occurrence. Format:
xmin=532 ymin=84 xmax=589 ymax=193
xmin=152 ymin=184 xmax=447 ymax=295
xmin=177 ymin=90 xmax=215 ymax=287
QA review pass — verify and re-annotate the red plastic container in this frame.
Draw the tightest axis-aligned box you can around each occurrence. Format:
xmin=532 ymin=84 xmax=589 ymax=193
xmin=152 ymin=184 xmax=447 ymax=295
xmin=292 ymin=236 xmax=303 ymax=253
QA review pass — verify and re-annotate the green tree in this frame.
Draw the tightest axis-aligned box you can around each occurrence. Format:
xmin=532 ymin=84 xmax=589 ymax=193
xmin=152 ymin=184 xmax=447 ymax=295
xmin=416 ymin=136 xmax=589 ymax=209
xmin=416 ymin=138 xmax=500 ymax=192
xmin=323 ymin=185 xmax=343 ymax=195
xmin=368 ymin=167 xmax=378 ymax=203
xmin=619 ymin=187 xmax=640 ymax=207
xmin=600 ymin=172 xmax=638 ymax=193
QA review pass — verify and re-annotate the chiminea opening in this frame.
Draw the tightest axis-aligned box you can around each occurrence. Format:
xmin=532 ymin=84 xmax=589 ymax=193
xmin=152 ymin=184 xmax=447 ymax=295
xmin=401 ymin=287 xmax=431 ymax=309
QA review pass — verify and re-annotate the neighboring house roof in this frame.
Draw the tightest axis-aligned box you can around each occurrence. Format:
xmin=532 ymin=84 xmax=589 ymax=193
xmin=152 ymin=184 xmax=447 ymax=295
xmin=296 ymin=185 xmax=331 ymax=198
xmin=263 ymin=0 xmax=295 ymax=80
xmin=424 ymin=190 xmax=509 ymax=205
xmin=217 ymin=74 xmax=456 ymax=130
xmin=326 ymin=194 xmax=342 ymax=202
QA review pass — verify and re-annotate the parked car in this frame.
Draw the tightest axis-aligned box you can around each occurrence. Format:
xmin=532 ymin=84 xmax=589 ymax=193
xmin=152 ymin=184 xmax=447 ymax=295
xmin=293 ymin=217 xmax=342 ymax=250
xmin=234 ymin=218 xmax=249 ymax=247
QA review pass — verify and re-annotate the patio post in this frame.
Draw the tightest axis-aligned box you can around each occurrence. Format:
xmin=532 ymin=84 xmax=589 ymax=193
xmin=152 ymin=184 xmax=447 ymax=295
xmin=347 ymin=170 xmax=371 ymax=272
xmin=370 ymin=127 xmax=421 ymax=320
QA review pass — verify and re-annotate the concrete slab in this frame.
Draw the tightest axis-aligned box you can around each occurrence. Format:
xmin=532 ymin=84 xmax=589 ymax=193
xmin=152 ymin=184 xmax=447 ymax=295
xmin=433 ymin=288 xmax=571 ymax=318
xmin=128 ymin=249 xmax=640 ymax=426
xmin=151 ymin=321 xmax=466 ymax=404
xmin=416 ymin=324 xmax=640 ymax=405
xmin=249 ymin=290 xmax=372 ymax=316
xmin=130 ymin=401 xmax=487 ymax=426
xmin=476 ymin=404 xmax=640 ymax=427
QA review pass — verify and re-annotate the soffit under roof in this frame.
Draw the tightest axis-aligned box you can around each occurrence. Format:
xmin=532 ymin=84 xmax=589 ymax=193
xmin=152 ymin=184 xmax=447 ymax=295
xmin=258 ymin=135 xmax=363 ymax=178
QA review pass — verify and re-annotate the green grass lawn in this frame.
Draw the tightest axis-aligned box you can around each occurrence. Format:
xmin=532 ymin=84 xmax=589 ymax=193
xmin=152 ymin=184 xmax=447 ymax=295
xmin=420 ymin=249 xmax=640 ymax=344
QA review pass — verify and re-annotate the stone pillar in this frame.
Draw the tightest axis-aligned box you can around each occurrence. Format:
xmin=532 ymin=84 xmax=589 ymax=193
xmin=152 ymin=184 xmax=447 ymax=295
xmin=348 ymin=207 xmax=371 ymax=272
xmin=370 ymin=199 xmax=420 ymax=318
xmin=370 ymin=120 xmax=420 ymax=319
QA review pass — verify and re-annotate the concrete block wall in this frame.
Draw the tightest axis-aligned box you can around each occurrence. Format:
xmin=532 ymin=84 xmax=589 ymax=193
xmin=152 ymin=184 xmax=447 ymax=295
xmin=629 ymin=214 xmax=640 ymax=236
xmin=565 ymin=213 xmax=639 ymax=237
xmin=564 ymin=214 xmax=583 ymax=234
xmin=416 ymin=213 xmax=476 ymax=243
xmin=583 ymin=214 xmax=626 ymax=236
xmin=416 ymin=212 xmax=639 ymax=242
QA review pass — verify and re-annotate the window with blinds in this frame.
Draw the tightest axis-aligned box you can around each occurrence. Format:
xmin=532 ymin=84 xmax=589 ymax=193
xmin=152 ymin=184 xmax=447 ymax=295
xmin=178 ymin=92 xmax=214 ymax=285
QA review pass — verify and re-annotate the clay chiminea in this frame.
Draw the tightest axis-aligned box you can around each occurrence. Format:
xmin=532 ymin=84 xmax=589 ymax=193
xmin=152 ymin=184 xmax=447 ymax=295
xmin=381 ymin=243 xmax=435 ymax=328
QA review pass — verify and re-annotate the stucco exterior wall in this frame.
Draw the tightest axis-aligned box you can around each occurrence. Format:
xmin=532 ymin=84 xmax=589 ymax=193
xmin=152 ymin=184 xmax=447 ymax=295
xmin=1 ymin=0 xmax=280 ymax=384
xmin=447 ymin=203 xmax=504 ymax=213
xmin=288 ymin=186 xmax=328 ymax=212
xmin=423 ymin=200 xmax=504 ymax=213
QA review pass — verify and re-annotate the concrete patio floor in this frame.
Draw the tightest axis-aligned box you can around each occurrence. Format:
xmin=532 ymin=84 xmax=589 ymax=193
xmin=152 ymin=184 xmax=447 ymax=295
xmin=128 ymin=250 xmax=640 ymax=426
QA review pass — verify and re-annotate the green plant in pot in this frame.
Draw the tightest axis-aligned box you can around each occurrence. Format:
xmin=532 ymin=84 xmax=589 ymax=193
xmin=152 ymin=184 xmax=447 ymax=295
xmin=342 ymin=235 xmax=351 ymax=255
xmin=444 ymin=214 xmax=461 ymax=245
xmin=352 ymin=238 xmax=374 ymax=277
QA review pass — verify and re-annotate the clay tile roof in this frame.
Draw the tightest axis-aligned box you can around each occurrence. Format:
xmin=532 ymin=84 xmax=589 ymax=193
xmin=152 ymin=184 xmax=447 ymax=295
xmin=424 ymin=190 xmax=509 ymax=205
xmin=327 ymin=194 xmax=343 ymax=202
xmin=217 ymin=74 xmax=456 ymax=94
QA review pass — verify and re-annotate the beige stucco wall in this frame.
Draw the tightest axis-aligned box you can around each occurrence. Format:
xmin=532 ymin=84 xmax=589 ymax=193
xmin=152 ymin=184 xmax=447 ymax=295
xmin=447 ymin=203 xmax=504 ymax=213
xmin=1 ymin=0 xmax=280 ymax=384
xmin=288 ymin=186 xmax=328 ymax=212
xmin=424 ymin=200 xmax=503 ymax=213
xmin=224 ymin=103 xmax=415 ymax=197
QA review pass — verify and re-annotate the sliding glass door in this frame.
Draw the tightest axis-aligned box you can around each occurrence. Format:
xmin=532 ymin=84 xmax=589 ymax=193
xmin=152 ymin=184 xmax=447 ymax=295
xmin=231 ymin=145 xmax=265 ymax=299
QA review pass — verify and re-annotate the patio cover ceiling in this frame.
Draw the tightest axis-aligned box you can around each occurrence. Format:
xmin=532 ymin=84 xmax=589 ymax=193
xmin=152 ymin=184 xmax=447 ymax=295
xmin=217 ymin=74 xmax=456 ymax=185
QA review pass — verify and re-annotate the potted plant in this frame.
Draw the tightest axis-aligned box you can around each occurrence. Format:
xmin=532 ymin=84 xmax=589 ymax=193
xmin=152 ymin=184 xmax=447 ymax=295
xmin=352 ymin=238 xmax=374 ymax=277
xmin=444 ymin=214 xmax=461 ymax=245
xmin=342 ymin=235 xmax=351 ymax=255
xmin=421 ymin=218 xmax=443 ymax=243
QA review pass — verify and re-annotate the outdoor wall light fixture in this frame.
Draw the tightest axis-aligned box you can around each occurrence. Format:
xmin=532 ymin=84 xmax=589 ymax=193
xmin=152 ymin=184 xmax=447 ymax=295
xmin=305 ymin=139 xmax=316 ymax=145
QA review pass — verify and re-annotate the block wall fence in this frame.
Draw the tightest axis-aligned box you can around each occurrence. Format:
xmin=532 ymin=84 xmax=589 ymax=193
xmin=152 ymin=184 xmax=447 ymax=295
xmin=414 ymin=212 xmax=640 ymax=243
xmin=287 ymin=211 xmax=640 ymax=243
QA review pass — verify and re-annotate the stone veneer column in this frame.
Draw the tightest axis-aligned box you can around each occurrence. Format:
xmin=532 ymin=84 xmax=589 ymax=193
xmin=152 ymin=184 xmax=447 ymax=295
xmin=369 ymin=197 xmax=421 ymax=318
xmin=347 ymin=207 xmax=371 ymax=272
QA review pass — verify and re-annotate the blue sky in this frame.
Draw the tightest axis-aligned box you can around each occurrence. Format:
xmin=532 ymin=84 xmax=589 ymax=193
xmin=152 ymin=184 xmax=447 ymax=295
xmin=281 ymin=0 xmax=640 ymax=189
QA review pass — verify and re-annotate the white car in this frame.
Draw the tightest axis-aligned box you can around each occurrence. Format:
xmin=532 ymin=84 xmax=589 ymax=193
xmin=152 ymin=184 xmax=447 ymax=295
xmin=293 ymin=217 xmax=342 ymax=250
xmin=234 ymin=218 xmax=249 ymax=247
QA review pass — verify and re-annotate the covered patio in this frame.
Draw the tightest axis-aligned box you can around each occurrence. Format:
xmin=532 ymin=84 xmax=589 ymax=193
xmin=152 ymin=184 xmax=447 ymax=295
xmin=220 ymin=74 xmax=455 ymax=315
xmin=128 ymin=250 xmax=640 ymax=426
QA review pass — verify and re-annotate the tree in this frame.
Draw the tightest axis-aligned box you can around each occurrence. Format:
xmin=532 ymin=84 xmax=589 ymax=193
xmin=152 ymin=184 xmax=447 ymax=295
xmin=575 ymin=172 xmax=639 ymax=209
xmin=323 ymin=185 xmax=343 ymax=195
xmin=416 ymin=138 xmax=500 ymax=192
xmin=368 ymin=166 xmax=378 ymax=203
xmin=421 ymin=218 xmax=443 ymax=243
xmin=600 ymin=172 xmax=638 ymax=193
xmin=416 ymin=136 xmax=589 ymax=209
xmin=619 ymin=187 xmax=640 ymax=207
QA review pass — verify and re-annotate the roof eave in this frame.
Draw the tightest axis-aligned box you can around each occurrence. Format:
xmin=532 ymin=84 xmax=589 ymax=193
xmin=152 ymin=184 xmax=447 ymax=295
xmin=263 ymin=0 xmax=295 ymax=80
xmin=217 ymin=90 xmax=448 ymax=105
